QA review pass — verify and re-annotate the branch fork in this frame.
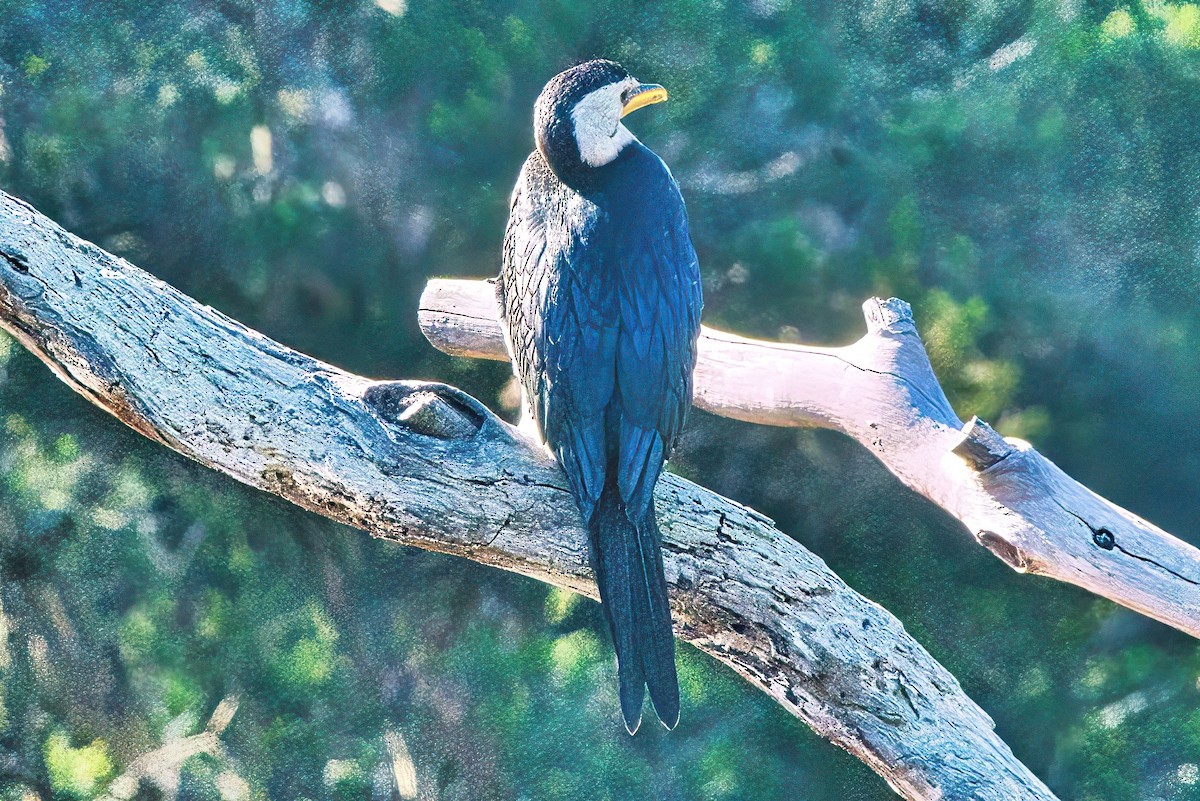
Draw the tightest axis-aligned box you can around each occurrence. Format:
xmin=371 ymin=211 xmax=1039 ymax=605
xmin=420 ymin=279 xmax=1200 ymax=637
xmin=7 ymin=188 xmax=1194 ymax=799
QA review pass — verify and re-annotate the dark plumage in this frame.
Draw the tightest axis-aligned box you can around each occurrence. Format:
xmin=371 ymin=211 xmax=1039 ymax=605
xmin=497 ymin=60 xmax=703 ymax=733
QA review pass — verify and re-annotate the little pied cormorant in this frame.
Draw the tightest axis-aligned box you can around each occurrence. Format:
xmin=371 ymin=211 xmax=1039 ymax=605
xmin=497 ymin=60 xmax=703 ymax=734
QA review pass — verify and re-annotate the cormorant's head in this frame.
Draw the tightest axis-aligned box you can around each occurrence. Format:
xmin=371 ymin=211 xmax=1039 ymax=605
xmin=533 ymin=59 xmax=668 ymax=189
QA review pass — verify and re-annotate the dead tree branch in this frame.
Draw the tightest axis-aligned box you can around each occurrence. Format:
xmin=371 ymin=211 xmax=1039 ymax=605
xmin=420 ymin=279 xmax=1200 ymax=639
xmin=101 ymin=697 xmax=239 ymax=800
xmin=0 ymin=190 xmax=1056 ymax=800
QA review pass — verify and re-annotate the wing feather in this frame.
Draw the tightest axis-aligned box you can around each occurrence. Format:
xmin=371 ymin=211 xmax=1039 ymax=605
xmin=611 ymin=152 xmax=702 ymax=515
xmin=499 ymin=153 xmax=616 ymax=518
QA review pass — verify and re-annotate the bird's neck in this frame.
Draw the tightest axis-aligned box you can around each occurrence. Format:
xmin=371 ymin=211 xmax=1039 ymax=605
xmin=536 ymin=110 xmax=635 ymax=194
xmin=576 ymin=121 xmax=636 ymax=168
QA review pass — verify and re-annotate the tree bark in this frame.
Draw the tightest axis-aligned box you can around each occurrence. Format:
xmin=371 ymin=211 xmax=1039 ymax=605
xmin=0 ymin=190 xmax=1057 ymax=800
xmin=420 ymin=279 xmax=1200 ymax=639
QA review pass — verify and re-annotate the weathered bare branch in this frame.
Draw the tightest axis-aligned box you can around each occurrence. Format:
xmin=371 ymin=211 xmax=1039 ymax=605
xmin=420 ymin=279 xmax=1200 ymax=639
xmin=0 ymin=190 xmax=1056 ymax=800
xmin=101 ymin=697 xmax=239 ymax=801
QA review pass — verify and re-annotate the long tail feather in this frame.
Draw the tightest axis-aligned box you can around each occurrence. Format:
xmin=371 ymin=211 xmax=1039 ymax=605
xmin=588 ymin=478 xmax=679 ymax=733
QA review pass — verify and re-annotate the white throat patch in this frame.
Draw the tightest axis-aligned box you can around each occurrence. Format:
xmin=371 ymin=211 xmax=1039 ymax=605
xmin=571 ymin=82 xmax=638 ymax=167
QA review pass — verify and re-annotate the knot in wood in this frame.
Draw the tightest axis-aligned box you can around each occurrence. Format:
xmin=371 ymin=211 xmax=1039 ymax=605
xmin=978 ymin=530 xmax=1028 ymax=570
xmin=362 ymin=381 xmax=485 ymax=440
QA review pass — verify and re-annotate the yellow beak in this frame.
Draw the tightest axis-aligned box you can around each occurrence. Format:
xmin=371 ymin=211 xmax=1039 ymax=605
xmin=621 ymin=83 xmax=669 ymax=118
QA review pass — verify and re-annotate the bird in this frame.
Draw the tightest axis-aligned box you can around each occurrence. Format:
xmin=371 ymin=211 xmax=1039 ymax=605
xmin=496 ymin=59 xmax=703 ymax=734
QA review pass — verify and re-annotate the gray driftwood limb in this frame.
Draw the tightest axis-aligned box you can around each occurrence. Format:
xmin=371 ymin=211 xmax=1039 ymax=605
xmin=420 ymin=279 xmax=1200 ymax=639
xmin=0 ymin=189 xmax=1057 ymax=801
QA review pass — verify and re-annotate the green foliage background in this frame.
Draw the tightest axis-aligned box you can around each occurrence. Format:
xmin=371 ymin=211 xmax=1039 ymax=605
xmin=1 ymin=1 xmax=1199 ymax=799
